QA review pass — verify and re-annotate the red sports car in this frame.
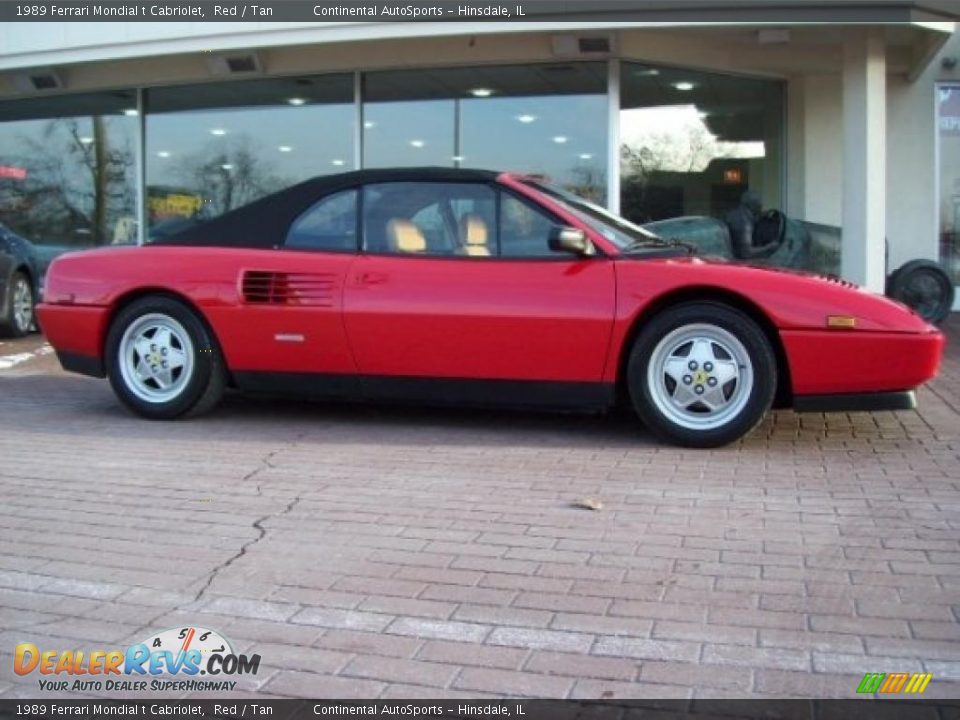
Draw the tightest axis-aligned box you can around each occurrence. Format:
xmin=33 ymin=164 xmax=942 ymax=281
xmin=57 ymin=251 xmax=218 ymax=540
xmin=36 ymin=168 xmax=944 ymax=447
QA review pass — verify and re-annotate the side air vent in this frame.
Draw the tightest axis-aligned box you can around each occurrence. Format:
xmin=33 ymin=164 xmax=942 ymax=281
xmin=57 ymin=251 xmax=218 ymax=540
xmin=241 ymin=271 xmax=336 ymax=307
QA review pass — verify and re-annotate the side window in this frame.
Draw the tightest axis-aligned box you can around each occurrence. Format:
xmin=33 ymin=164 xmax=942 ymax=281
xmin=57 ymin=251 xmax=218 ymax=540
xmin=285 ymin=189 xmax=358 ymax=251
xmin=499 ymin=193 xmax=561 ymax=258
xmin=362 ymin=182 xmax=496 ymax=257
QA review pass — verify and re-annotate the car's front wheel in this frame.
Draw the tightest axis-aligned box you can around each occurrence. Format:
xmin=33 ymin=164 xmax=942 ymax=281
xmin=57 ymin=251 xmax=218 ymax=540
xmin=0 ymin=271 xmax=35 ymax=338
xmin=105 ymin=296 xmax=225 ymax=419
xmin=627 ymin=302 xmax=776 ymax=447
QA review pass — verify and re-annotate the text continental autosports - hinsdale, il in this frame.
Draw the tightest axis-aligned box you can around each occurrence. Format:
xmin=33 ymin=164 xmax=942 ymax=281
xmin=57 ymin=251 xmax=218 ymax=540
xmin=315 ymin=706 xmax=515 ymax=716
xmin=314 ymin=4 xmax=517 ymax=17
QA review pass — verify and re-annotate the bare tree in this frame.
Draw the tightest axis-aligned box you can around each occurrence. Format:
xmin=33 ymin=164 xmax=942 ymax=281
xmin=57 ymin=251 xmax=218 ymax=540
xmin=3 ymin=117 xmax=135 ymax=246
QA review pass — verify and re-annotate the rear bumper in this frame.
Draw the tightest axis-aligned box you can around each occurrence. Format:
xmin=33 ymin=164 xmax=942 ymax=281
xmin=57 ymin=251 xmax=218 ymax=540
xmin=57 ymin=351 xmax=105 ymax=378
xmin=794 ymin=390 xmax=916 ymax=413
xmin=36 ymin=303 xmax=109 ymax=377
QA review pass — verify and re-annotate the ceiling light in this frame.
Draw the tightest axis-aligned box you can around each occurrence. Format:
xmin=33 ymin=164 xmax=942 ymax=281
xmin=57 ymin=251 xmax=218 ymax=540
xmin=79 ymin=137 xmax=94 ymax=144
xmin=331 ymin=159 xmax=345 ymax=166
xmin=552 ymin=136 xmax=568 ymax=144
xmin=287 ymin=97 xmax=307 ymax=106
xmin=364 ymin=121 xmax=376 ymax=129
xmin=410 ymin=140 xmax=425 ymax=148
xmin=221 ymin=163 xmax=233 ymax=170
xmin=578 ymin=153 xmax=593 ymax=160
xmin=633 ymin=68 xmax=660 ymax=77
xmin=278 ymin=146 xmax=292 ymax=153
xmin=122 ymin=108 xmax=138 ymax=116
xmin=157 ymin=151 xmax=171 ymax=158
xmin=515 ymin=114 xmax=537 ymax=124
xmin=672 ymin=82 xmax=696 ymax=91
xmin=210 ymin=128 xmax=227 ymax=136
xmin=470 ymin=88 xmax=493 ymax=97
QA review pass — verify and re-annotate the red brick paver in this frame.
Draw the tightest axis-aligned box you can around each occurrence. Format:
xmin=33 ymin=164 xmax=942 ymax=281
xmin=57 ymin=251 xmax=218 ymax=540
xmin=0 ymin=317 xmax=958 ymax=699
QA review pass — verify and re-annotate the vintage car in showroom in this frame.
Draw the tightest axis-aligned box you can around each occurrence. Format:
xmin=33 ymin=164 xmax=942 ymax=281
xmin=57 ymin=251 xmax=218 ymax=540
xmin=36 ymin=168 xmax=945 ymax=447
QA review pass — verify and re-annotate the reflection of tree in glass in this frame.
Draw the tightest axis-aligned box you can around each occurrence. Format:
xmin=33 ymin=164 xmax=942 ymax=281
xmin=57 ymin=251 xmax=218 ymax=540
xmin=619 ymin=125 xmax=736 ymax=223
xmin=622 ymin=124 xmax=734 ymax=177
xmin=3 ymin=117 xmax=135 ymax=246
xmin=570 ymin=164 xmax=604 ymax=205
xmin=178 ymin=135 xmax=289 ymax=218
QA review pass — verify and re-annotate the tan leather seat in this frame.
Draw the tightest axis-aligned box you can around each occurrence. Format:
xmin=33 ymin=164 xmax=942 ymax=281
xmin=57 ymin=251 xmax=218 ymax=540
xmin=458 ymin=214 xmax=490 ymax=256
xmin=387 ymin=219 xmax=427 ymax=254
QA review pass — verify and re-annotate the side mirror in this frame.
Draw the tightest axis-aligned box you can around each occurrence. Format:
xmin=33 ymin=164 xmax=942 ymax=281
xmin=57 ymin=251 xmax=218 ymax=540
xmin=549 ymin=227 xmax=595 ymax=256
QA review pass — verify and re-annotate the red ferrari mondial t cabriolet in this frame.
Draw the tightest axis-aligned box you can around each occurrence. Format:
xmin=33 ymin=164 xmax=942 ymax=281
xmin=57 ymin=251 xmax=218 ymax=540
xmin=37 ymin=168 xmax=944 ymax=447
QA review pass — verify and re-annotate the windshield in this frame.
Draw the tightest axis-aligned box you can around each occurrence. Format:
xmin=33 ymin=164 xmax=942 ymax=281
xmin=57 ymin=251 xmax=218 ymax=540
xmin=522 ymin=179 xmax=663 ymax=250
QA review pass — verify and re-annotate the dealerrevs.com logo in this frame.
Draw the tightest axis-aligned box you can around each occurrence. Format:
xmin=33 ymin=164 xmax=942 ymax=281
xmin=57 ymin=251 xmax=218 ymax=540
xmin=15 ymin=626 xmax=261 ymax=693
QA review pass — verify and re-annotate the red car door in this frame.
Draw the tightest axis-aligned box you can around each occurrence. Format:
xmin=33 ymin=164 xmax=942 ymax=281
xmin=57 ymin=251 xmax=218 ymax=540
xmin=342 ymin=181 xmax=616 ymax=399
xmin=209 ymin=189 xmax=360 ymax=380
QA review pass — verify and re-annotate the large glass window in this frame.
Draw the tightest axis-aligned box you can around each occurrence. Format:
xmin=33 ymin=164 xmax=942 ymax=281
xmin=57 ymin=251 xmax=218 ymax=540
xmin=0 ymin=91 xmax=138 ymax=256
xmin=619 ymin=63 xmax=784 ymax=224
xmin=145 ymin=74 xmax=354 ymax=239
xmin=362 ymin=63 xmax=608 ymax=203
xmin=938 ymin=84 xmax=960 ymax=288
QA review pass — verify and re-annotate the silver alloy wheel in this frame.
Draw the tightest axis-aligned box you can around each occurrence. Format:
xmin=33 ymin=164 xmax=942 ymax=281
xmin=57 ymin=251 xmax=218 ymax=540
xmin=12 ymin=276 xmax=32 ymax=333
xmin=118 ymin=313 xmax=195 ymax=403
xmin=647 ymin=323 xmax=754 ymax=431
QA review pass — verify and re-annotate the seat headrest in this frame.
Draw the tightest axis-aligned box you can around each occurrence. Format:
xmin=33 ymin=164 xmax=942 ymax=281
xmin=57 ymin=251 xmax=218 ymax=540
xmin=459 ymin=214 xmax=490 ymax=256
xmin=387 ymin=219 xmax=426 ymax=254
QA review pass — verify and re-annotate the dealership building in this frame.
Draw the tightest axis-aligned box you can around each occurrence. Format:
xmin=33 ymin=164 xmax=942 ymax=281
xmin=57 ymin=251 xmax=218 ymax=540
xmin=0 ymin=3 xmax=959 ymax=307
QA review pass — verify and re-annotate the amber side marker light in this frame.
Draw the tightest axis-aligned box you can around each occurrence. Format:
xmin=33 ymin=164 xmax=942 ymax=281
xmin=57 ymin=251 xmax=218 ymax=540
xmin=826 ymin=315 xmax=857 ymax=328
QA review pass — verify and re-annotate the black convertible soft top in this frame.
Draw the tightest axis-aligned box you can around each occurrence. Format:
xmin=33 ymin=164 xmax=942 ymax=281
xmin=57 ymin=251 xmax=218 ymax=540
xmin=150 ymin=167 xmax=500 ymax=249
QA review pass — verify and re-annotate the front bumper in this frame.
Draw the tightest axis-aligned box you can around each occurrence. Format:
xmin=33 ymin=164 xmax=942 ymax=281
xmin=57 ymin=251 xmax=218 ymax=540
xmin=781 ymin=328 xmax=944 ymax=396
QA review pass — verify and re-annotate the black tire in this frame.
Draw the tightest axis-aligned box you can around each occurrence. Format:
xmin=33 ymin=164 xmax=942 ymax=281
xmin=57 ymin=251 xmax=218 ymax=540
xmin=105 ymin=296 xmax=225 ymax=419
xmin=0 ymin=271 xmax=35 ymax=338
xmin=627 ymin=302 xmax=777 ymax=448
xmin=886 ymin=260 xmax=954 ymax=325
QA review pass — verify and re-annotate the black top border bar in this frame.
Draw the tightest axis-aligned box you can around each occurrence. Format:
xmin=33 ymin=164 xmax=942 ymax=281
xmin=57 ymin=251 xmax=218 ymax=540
xmin=0 ymin=0 xmax=958 ymax=23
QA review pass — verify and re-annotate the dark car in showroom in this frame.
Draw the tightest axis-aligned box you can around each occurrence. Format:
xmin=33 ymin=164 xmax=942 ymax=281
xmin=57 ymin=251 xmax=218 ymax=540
xmin=0 ymin=222 xmax=41 ymax=338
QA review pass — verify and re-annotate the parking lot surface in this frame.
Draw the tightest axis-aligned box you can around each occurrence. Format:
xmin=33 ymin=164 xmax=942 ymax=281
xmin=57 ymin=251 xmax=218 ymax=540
xmin=1 ymin=318 xmax=959 ymax=699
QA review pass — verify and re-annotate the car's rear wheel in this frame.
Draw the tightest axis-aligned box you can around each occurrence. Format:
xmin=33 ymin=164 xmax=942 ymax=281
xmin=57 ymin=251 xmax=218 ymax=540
xmin=627 ymin=302 xmax=776 ymax=447
xmin=0 ymin=271 xmax=34 ymax=338
xmin=105 ymin=296 xmax=225 ymax=419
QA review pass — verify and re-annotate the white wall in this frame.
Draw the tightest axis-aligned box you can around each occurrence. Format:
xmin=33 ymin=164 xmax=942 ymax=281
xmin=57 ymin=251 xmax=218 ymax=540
xmin=789 ymin=74 xmax=844 ymax=226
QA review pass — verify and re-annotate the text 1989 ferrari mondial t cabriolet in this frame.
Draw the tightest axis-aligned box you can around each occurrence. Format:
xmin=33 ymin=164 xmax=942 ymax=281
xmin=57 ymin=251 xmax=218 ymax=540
xmin=37 ymin=168 xmax=944 ymax=447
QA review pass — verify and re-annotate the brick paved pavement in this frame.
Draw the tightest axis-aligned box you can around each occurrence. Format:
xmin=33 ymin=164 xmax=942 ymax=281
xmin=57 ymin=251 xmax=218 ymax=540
xmin=0 ymin=318 xmax=958 ymax=700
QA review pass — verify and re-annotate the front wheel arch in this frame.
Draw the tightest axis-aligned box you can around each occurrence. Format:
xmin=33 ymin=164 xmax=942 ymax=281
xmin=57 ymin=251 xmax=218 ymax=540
xmin=615 ymin=287 xmax=793 ymax=409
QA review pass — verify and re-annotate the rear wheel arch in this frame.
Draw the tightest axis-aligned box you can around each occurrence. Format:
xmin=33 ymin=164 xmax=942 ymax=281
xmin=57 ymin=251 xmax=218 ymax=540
xmin=104 ymin=292 xmax=227 ymax=419
xmin=14 ymin=264 xmax=34 ymax=286
xmin=615 ymin=286 xmax=793 ymax=408
xmin=106 ymin=288 xmax=231 ymax=381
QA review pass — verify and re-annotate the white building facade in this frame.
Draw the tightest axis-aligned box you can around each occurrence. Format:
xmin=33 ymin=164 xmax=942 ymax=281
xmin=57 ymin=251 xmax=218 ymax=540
xmin=0 ymin=12 xmax=958 ymax=305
